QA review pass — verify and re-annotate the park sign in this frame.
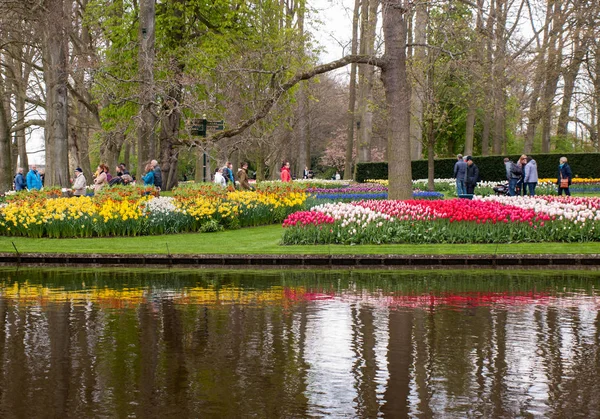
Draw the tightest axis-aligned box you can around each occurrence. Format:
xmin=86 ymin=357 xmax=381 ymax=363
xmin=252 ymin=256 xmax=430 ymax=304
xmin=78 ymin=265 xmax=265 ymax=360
xmin=191 ymin=118 xmax=224 ymax=137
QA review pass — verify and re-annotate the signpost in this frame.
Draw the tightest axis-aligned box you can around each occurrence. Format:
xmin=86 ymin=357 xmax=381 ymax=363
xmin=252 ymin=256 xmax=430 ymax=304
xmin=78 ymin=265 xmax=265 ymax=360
xmin=190 ymin=118 xmax=224 ymax=137
xmin=190 ymin=117 xmax=224 ymax=182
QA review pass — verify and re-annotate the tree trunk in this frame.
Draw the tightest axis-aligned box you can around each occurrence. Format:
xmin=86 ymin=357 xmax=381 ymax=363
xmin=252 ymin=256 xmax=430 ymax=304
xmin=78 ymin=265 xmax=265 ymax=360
xmin=124 ymin=139 xmax=132 ymax=169
xmin=362 ymin=0 xmax=378 ymax=162
xmin=43 ymin=0 xmax=70 ymax=187
xmin=7 ymin=40 xmax=34 ymax=171
xmin=524 ymin=0 xmax=552 ymax=153
xmin=256 ymin=146 xmax=266 ymax=181
xmin=137 ymin=0 xmax=157 ymax=178
xmin=492 ymin=0 xmax=507 ymax=155
xmin=159 ymin=96 xmax=182 ymax=190
xmin=344 ymin=0 xmax=360 ymax=180
xmin=100 ymin=131 xmax=124 ymax=179
xmin=295 ymin=0 xmax=309 ymax=178
xmin=409 ymin=0 xmax=426 ymax=160
xmin=0 ymin=80 xmax=12 ymax=192
xmin=381 ymin=0 xmax=412 ymax=200
xmin=194 ymin=147 xmax=204 ymax=183
xmin=556 ymin=17 xmax=585 ymax=139
xmin=296 ymin=81 xmax=309 ymax=177
xmin=540 ymin=0 xmax=565 ymax=153
xmin=70 ymin=103 xmax=94 ymax=182
xmin=427 ymin=119 xmax=435 ymax=192
xmin=595 ymin=44 xmax=600 ymax=151
xmin=14 ymin=94 xmax=28 ymax=170
xmin=480 ymin=0 xmax=494 ymax=157
xmin=464 ymin=99 xmax=476 ymax=156
xmin=356 ymin=0 xmax=377 ymax=163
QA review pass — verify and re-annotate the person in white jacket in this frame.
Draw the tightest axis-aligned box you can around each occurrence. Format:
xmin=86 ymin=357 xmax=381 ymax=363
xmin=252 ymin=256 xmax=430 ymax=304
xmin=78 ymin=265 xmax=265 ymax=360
xmin=213 ymin=168 xmax=226 ymax=188
xmin=72 ymin=168 xmax=87 ymax=196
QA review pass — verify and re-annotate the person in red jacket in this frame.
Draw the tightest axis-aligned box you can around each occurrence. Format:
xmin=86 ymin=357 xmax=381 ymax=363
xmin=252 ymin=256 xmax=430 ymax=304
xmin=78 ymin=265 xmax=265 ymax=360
xmin=280 ymin=161 xmax=292 ymax=182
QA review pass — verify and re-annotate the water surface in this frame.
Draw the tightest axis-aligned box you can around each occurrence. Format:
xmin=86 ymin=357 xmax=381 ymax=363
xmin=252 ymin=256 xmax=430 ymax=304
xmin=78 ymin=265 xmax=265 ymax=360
xmin=0 ymin=269 xmax=599 ymax=418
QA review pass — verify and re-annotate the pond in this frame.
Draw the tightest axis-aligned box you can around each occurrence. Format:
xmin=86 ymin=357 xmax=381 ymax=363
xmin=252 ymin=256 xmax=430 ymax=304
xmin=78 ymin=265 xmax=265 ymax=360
xmin=0 ymin=269 xmax=599 ymax=418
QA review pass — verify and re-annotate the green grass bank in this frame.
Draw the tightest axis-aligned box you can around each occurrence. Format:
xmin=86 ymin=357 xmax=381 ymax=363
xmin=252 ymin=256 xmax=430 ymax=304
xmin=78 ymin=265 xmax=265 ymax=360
xmin=0 ymin=224 xmax=598 ymax=256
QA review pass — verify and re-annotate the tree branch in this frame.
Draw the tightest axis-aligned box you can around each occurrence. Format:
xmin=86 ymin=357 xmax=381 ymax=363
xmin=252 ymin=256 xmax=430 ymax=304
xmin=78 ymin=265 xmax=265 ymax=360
xmin=10 ymin=119 xmax=45 ymax=133
xmin=67 ymin=82 xmax=100 ymax=123
xmin=406 ymin=43 xmax=463 ymax=59
xmin=192 ymin=54 xmax=385 ymax=145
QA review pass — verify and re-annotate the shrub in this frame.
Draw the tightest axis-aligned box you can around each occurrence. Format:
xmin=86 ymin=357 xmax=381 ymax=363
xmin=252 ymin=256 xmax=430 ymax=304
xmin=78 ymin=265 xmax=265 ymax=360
xmin=355 ymin=153 xmax=600 ymax=182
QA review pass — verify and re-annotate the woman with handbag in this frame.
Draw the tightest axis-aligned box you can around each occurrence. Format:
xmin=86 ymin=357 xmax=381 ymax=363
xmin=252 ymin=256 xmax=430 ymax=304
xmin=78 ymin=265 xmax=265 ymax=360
xmin=557 ymin=157 xmax=572 ymax=196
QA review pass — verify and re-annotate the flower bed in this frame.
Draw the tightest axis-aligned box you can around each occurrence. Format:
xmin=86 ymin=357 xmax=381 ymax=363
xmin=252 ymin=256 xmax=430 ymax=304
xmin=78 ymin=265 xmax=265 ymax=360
xmin=366 ymin=178 xmax=558 ymax=196
xmin=538 ymin=178 xmax=600 ymax=194
xmin=0 ymin=184 xmax=307 ymax=238
xmin=308 ymin=182 xmax=443 ymax=201
xmin=281 ymin=196 xmax=600 ymax=245
xmin=312 ymin=191 xmax=443 ymax=201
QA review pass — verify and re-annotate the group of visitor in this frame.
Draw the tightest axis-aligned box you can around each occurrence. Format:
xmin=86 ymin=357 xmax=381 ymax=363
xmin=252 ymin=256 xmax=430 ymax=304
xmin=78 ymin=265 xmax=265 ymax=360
xmin=504 ymin=154 xmax=539 ymax=196
xmin=13 ymin=154 xmax=575 ymax=199
xmin=212 ymin=160 xmax=310 ymax=189
xmin=69 ymin=162 xmax=137 ymax=197
xmin=15 ymin=165 xmax=44 ymax=191
xmin=213 ymin=161 xmax=253 ymax=190
xmin=141 ymin=160 xmax=163 ymax=191
xmin=453 ymin=154 xmax=480 ymax=196
xmin=454 ymin=154 xmax=572 ymax=197
xmin=67 ymin=160 xmax=158 ymax=197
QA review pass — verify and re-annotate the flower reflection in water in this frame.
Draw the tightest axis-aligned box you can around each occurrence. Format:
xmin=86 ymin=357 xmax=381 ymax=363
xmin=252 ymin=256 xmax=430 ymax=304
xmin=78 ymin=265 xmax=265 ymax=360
xmin=0 ymin=269 xmax=599 ymax=418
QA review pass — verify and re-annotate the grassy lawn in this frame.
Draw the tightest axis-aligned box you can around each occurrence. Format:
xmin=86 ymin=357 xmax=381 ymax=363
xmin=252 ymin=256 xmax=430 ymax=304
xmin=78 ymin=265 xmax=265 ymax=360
xmin=0 ymin=224 xmax=598 ymax=255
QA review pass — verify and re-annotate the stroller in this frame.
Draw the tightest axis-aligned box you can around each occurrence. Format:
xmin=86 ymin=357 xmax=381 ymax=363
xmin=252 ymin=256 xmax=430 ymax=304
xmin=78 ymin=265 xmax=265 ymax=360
xmin=493 ymin=183 xmax=521 ymax=196
xmin=493 ymin=183 xmax=509 ymax=196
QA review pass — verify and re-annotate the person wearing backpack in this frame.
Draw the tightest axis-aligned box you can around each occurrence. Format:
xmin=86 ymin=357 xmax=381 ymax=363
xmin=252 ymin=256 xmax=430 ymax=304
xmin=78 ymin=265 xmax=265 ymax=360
xmin=508 ymin=158 xmax=523 ymax=196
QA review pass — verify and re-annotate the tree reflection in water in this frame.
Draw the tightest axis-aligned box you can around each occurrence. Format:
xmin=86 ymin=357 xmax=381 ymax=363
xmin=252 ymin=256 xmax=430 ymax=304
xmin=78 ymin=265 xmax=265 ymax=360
xmin=0 ymin=269 xmax=599 ymax=417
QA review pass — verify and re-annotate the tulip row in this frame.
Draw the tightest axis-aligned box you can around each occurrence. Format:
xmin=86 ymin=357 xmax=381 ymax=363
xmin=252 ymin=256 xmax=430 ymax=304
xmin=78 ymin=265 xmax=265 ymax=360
xmin=365 ymin=178 xmax=559 ymax=196
xmin=281 ymin=197 xmax=600 ymax=245
xmin=0 ymin=184 xmax=308 ymax=238
xmin=313 ymin=191 xmax=444 ymax=201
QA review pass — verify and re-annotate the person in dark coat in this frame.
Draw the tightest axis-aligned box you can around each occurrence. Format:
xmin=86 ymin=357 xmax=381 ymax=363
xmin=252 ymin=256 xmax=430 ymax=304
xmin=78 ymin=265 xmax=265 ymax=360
xmin=464 ymin=156 xmax=479 ymax=195
xmin=14 ymin=168 xmax=26 ymax=191
xmin=151 ymin=159 xmax=162 ymax=189
xmin=453 ymin=154 xmax=467 ymax=196
xmin=557 ymin=156 xmax=573 ymax=196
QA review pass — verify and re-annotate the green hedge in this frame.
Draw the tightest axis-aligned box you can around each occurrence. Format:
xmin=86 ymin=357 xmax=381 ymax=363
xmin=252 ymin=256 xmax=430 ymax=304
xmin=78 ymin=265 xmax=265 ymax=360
xmin=356 ymin=153 xmax=600 ymax=182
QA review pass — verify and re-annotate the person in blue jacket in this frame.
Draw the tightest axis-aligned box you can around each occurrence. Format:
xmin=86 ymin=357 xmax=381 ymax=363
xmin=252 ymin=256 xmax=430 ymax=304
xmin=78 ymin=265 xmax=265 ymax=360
xmin=142 ymin=162 xmax=155 ymax=186
xmin=26 ymin=165 xmax=43 ymax=190
xmin=14 ymin=168 xmax=26 ymax=191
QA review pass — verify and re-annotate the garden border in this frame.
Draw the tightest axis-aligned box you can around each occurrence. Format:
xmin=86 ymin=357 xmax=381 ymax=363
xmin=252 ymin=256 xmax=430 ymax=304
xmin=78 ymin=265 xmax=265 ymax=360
xmin=1 ymin=252 xmax=599 ymax=270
